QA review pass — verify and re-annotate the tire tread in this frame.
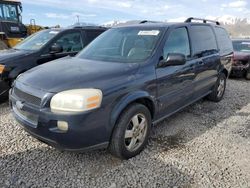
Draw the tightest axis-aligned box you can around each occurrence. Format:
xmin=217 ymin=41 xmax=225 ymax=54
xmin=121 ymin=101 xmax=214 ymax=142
xmin=207 ymin=73 xmax=226 ymax=102
xmin=109 ymin=103 xmax=151 ymax=159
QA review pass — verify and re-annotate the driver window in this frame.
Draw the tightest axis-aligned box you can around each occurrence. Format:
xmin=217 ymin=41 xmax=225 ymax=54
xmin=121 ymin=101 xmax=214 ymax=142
xmin=163 ymin=27 xmax=190 ymax=59
xmin=52 ymin=32 xmax=84 ymax=53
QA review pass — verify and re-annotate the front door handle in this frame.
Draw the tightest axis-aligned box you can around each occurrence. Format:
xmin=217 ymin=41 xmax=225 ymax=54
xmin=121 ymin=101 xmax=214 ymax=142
xmin=190 ymin=64 xmax=195 ymax=70
xmin=198 ymin=61 xmax=204 ymax=65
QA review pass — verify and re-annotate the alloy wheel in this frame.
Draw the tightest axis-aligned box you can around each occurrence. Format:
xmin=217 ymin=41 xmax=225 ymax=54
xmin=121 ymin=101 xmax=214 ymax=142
xmin=124 ymin=113 xmax=148 ymax=152
xmin=217 ymin=78 xmax=225 ymax=98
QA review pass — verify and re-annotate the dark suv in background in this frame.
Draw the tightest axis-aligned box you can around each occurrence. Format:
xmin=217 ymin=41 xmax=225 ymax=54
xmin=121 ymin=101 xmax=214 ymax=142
xmin=10 ymin=18 xmax=233 ymax=159
xmin=231 ymin=39 xmax=250 ymax=79
xmin=0 ymin=26 xmax=107 ymax=97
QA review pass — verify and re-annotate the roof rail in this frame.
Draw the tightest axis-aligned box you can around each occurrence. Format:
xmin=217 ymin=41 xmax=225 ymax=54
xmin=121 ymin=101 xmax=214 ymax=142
xmin=69 ymin=22 xmax=106 ymax=29
xmin=139 ymin=20 xmax=161 ymax=24
xmin=185 ymin=17 xmax=220 ymax=25
xmin=108 ymin=20 xmax=162 ymax=27
xmin=73 ymin=25 xmax=107 ymax=29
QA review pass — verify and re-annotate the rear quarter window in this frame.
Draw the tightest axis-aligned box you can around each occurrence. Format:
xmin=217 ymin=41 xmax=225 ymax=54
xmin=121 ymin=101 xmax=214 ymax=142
xmin=85 ymin=30 xmax=105 ymax=44
xmin=190 ymin=25 xmax=217 ymax=55
xmin=214 ymin=27 xmax=233 ymax=55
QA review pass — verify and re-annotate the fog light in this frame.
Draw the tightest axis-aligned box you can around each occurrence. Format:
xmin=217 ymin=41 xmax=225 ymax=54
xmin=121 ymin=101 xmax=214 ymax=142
xmin=57 ymin=121 xmax=69 ymax=131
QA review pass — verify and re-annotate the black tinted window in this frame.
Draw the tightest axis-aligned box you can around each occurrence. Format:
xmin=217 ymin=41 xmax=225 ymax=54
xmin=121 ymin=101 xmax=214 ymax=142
xmin=85 ymin=30 xmax=104 ymax=44
xmin=190 ymin=25 xmax=217 ymax=55
xmin=215 ymin=27 xmax=233 ymax=55
xmin=53 ymin=32 xmax=83 ymax=52
xmin=163 ymin=27 xmax=190 ymax=58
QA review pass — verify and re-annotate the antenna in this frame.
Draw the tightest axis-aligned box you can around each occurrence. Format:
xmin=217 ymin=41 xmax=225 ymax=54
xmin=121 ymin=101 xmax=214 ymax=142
xmin=76 ymin=15 xmax=80 ymax=24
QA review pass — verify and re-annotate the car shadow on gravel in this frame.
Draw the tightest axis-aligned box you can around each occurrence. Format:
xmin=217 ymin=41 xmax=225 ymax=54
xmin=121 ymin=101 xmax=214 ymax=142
xmin=149 ymin=80 xmax=250 ymax=152
xmin=0 ymin=102 xmax=10 ymax=116
xmin=0 ymin=100 xmax=194 ymax=187
xmin=0 ymin=146 xmax=194 ymax=187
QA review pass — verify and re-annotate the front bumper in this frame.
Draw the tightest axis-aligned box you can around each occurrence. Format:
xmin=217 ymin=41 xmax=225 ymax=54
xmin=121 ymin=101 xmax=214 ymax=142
xmin=10 ymin=88 xmax=110 ymax=151
xmin=231 ymin=63 xmax=250 ymax=77
xmin=0 ymin=78 xmax=10 ymax=96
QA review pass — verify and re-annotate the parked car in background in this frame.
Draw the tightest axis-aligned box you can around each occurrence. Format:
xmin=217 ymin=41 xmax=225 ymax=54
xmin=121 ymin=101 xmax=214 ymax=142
xmin=0 ymin=26 xmax=107 ymax=98
xmin=231 ymin=39 xmax=250 ymax=79
xmin=10 ymin=18 xmax=233 ymax=159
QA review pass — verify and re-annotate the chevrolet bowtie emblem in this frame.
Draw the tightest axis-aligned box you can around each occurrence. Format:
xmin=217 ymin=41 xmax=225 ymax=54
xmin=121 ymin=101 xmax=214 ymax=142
xmin=16 ymin=101 xmax=24 ymax=110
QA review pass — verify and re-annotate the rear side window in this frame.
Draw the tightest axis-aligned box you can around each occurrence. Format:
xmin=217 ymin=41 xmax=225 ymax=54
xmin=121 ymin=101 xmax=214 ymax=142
xmin=190 ymin=25 xmax=217 ymax=55
xmin=53 ymin=32 xmax=83 ymax=52
xmin=85 ymin=30 xmax=104 ymax=44
xmin=214 ymin=27 xmax=233 ymax=55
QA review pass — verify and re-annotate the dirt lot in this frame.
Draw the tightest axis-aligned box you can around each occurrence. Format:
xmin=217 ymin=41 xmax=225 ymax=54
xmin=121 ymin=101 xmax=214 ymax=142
xmin=0 ymin=79 xmax=250 ymax=188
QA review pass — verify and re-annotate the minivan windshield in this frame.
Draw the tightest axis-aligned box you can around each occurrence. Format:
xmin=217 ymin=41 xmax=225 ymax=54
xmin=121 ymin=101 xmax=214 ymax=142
xmin=14 ymin=30 xmax=60 ymax=51
xmin=78 ymin=27 xmax=163 ymax=63
xmin=233 ymin=41 xmax=250 ymax=53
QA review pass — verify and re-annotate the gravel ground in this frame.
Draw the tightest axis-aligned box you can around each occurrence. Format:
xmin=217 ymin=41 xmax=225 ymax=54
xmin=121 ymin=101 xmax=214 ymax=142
xmin=0 ymin=79 xmax=250 ymax=188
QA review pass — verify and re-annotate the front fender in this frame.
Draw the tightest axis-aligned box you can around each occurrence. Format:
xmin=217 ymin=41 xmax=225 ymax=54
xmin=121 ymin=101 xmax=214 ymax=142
xmin=220 ymin=53 xmax=233 ymax=78
xmin=8 ymin=64 xmax=35 ymax=80
xmin=110 ymin=91 xmax=156 ymax=129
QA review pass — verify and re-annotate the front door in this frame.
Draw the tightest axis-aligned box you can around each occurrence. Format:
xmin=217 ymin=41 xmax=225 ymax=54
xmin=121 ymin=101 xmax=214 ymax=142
xmin=37 ymin=31 xmax=84 ymax=65
xmin=156 ymin=27 xmax=196 ymax=119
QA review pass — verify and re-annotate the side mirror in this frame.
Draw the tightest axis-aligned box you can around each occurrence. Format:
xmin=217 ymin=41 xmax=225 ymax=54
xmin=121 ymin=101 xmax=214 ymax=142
xmin=158 ymin=53 xmax=186 ymax=67
xmin=49 ymin=44 xmax=63 ymax=54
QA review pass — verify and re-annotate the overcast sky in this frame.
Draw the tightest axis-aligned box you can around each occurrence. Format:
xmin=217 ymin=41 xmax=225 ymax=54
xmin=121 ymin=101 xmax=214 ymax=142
xmin=21 ymin=0 xmax=250 ymax=27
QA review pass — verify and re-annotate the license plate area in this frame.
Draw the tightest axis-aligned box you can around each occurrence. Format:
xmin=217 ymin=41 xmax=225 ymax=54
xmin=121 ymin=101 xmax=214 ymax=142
xmin=13 ymin=102 xmax=39 ymax=128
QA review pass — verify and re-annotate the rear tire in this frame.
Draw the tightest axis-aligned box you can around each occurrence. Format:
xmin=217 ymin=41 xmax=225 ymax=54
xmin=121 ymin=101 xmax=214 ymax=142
xmin=109 ymin=103 xmax=151 ymax=159
xmin=246 ymin=68 xmax=250 ymax=80
xmin=207 ymin=73 xmax=226 ymax=102
xmin=0 ymin=40 xmax=8 ymax=50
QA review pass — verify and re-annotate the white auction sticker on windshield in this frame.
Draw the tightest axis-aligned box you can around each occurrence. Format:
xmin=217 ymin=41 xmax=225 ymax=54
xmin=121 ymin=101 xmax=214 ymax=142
xmin=138 ymin=30 xmax=160 ymax=36
xmin=242 ymin=42 xmax=250 ymax=45
xmin=49 ymin=31 xmax=59 ymax=34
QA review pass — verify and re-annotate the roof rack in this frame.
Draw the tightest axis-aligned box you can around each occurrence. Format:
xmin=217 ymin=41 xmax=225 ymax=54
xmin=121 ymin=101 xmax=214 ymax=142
xmin=185 ymin=17 xmax=220 ymax=25
xmin=139 ymin=20 xmax=161 ymax=24
xmin=68 ymin=22 xmax=106 ymax=29
xmin=73 ymin=25 xmax=107 ymax=29
xmin=107 ymin=20 xmax=163 ymax=27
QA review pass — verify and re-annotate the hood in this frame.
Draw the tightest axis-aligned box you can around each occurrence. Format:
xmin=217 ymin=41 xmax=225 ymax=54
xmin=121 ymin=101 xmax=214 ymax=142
xmin=234 ymin=51 xmax=250 ymax=61
xmin=0 ymin=49 xmax=34 ymax=65
xmin=17 ymin=57 xmax=140 ymax=93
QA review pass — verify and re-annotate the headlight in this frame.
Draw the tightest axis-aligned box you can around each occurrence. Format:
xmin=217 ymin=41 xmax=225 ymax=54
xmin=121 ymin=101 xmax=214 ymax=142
xmin=50 ymin=89 xmax=103 ymax=113
xmin=0 ymin=64 xmax=5 ymax=74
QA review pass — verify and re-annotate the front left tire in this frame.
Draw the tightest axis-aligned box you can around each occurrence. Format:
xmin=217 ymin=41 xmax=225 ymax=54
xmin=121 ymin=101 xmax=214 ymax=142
xmin=109 ymin=103 xmax=152 ymax=159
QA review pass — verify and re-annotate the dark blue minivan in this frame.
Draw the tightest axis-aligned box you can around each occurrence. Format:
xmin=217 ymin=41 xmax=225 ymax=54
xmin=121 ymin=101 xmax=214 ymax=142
xmin=10 ymin=18 xmax=233 ymax=159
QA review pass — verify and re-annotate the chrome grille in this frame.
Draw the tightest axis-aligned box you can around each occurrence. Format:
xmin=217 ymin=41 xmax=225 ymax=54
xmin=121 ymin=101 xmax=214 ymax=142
xmin=13 ymin=87 xmax=41 ymax=106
